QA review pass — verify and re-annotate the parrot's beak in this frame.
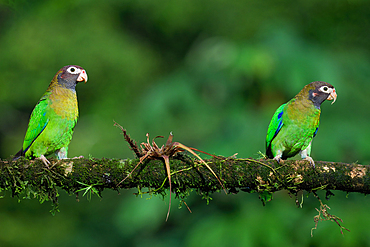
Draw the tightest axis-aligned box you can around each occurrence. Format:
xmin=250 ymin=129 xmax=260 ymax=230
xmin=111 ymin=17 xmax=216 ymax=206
xmin=327 ymin=89 xmax=337 ymax=104
xmin=77 ymin=69 xmax=88 ymax=83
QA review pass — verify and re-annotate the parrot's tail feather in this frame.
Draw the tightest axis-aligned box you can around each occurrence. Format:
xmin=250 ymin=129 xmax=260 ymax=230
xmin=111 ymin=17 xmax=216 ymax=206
xmin=266 ymin=145 xmax=274 ymax=159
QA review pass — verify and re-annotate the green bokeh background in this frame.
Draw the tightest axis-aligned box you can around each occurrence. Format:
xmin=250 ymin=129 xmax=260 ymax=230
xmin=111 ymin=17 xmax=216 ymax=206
xmin=1 ymin=0 xmax=370 ymax=246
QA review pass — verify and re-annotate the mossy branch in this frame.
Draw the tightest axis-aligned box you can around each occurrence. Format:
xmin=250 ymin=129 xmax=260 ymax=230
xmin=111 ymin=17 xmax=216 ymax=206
xmin=1 ymin=156 xmax=369 ymax=199
xmin=0 ymin=155 xmax=364 ymax=234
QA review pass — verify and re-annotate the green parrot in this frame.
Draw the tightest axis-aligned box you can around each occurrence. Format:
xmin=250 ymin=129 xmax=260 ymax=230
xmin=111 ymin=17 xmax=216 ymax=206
xmin=266 ymin=81 xmax=337 ymax=166
xmin=14 ymin=65 xmax=88 ymax=166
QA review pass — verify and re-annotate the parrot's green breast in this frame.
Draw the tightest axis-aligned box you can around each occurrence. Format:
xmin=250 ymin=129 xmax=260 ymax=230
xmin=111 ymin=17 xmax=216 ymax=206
xmin=23 ymin=86 xmax=78 ymax=158
xmin=266 ymin=96 xmax=321 ymax=159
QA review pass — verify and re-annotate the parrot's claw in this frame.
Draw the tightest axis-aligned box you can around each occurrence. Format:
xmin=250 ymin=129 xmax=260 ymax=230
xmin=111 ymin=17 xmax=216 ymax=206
xmin=72 ymin=156 xmax=84 ymax=159
xmin=303 ymin=156 xmax=315 ymax=167
xmin=273 ymin=155 xmax=282 ymax=164
xmin=38 ymin=155 xmax=51 ymax=168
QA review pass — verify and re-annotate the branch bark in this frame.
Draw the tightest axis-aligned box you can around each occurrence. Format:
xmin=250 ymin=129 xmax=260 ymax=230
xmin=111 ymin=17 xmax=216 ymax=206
xmin=1 ymin=156 xmax=369 ymax=202
xmin=2 ymin=155 xmax=360 ymax=234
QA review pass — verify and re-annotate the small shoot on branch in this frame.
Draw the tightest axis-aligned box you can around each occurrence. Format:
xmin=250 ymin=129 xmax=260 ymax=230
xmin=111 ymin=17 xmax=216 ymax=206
xmin=76 ymin=181 xmax=101 ymax=201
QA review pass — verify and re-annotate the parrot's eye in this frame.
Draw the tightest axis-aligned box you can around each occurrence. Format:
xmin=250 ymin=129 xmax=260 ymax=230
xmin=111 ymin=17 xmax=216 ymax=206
xmin=319 ymin=86 xmax=331 ymax=93
xmin=67 ymin=66 xmax=81 ymax=74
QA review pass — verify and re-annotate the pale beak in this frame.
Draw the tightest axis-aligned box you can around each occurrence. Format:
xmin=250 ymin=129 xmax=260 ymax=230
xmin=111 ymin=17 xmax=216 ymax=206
xmin=77 ymin=69 xmax=88 ymax=83
xmin=327 ymin=89 xmax=337 ymax=104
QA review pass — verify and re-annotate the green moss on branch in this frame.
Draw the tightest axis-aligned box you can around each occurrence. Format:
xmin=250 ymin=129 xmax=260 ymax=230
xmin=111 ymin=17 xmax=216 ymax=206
xmin=1 ymin=156 xmax=369 ymax=212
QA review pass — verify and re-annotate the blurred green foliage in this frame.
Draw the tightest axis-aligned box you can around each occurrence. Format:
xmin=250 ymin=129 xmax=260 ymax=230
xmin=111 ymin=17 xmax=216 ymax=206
xmin=1 ymin=0 xmax=370 ymax=246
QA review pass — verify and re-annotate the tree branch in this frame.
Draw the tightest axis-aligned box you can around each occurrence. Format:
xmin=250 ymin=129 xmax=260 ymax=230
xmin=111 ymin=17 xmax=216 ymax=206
xmin=2 ymin=154 xmax=360 ymax=235
xmin=1 ymin=156 xmax=369 ymax=202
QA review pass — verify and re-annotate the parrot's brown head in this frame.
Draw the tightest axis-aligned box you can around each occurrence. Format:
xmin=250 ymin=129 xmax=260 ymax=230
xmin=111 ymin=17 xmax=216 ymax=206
xmin=305 ymin=81 xmax=337 ymax=109
xmin=52 ymin=65 xmax=88 ymax=90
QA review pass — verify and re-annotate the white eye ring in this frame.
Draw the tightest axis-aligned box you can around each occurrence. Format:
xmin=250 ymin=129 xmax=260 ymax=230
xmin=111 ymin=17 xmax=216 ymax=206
xmin=319 ymin=85 xmax=333 ymax=93
xmin=67 ymin=66 xmax=81 ymax=74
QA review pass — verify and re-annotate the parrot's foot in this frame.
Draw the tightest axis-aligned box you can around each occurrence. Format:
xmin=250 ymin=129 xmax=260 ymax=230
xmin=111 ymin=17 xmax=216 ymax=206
xmin=72 ymin=156 xmax=84 ymax=159
xmin=303 ymin=156 xmax=315 ymax=167
xmin=273 ymin=155 xmax=282 ymax=164
xmin=58 ymin=156 xmax=83 ymax=160
xmin=38 ymin=155 xmax=51 ymax=168
xmin=56 ymin=147 xmax=68 ymax=159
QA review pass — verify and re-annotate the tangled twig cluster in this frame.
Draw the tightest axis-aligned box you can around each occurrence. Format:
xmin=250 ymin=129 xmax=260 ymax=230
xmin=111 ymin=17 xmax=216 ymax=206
xmin=114 ymin=122 xmax=225 ymax=220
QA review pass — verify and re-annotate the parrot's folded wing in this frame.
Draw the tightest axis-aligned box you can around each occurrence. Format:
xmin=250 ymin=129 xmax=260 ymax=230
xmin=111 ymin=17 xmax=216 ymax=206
xmin=266 ymin=103 xmax=285 ymax=156
xmin=23 ymin=95 xmax=50 ymax=153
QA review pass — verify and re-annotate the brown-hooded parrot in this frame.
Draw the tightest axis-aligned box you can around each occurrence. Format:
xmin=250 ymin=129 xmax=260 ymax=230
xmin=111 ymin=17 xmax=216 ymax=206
xmin=266 ymin=81 xmax=337 ymax=167
xmin=14 ymin=65 xmax=88 ymax=166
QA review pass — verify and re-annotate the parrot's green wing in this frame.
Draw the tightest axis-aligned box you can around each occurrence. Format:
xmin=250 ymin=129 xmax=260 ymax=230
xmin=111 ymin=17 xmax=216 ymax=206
xmin=266 ymin=103 xmax=286 ymax=158
xmin=22 ymin=95 xmax=50 ymax=153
